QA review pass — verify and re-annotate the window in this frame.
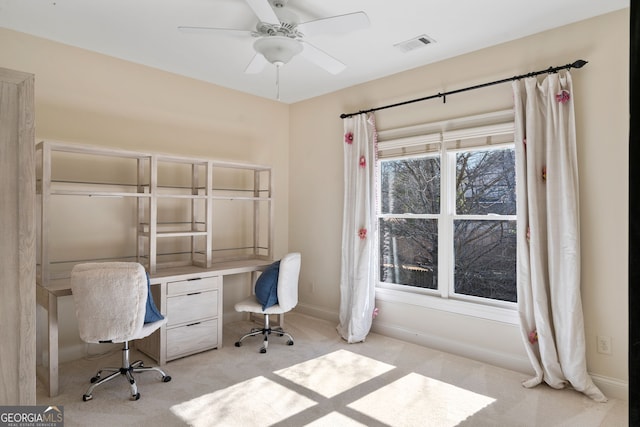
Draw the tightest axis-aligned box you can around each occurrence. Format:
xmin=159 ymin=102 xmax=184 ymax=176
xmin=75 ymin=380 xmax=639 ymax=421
xmin=377 ymin=113 xmax=517 ymax=310
xmin=452 ymin=148 xmax=517 ymax=302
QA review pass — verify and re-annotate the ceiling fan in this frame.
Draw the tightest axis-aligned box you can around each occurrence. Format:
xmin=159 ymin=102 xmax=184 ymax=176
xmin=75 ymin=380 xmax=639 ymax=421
xmin=178 ymin=0 xmax=370 ymax=75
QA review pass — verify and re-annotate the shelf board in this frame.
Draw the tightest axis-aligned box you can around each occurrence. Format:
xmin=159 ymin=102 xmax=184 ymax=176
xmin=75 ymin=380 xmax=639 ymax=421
xmin=38 ymin=140 xmax=153 ymax=159
xmin=211 ymin=196 xmax=272 ymax=201
xmin=45 ymin=179 xmax=147 ymax=187
xmin=211 ymin=188 xmax=270 ymax=192
xmin=156 ymin=231 xmax=208 ymax=238
xmin=156 ymin=194 xmax=208 ymax=199
xmin=49 ymin=190 xmax=151 ymax=197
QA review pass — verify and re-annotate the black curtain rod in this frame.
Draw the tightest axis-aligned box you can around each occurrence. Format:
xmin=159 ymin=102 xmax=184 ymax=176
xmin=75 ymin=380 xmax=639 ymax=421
xmin=339 ymin=59 xmax=588 ymax=119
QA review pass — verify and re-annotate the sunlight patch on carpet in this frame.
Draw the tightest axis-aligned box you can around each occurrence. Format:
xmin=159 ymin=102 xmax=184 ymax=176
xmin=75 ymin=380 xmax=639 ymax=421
xmin=170 ymin=375 xmax=316 ymax=427
xmin=274 ymin=349 xmax=394 ymax=398
xmin=347 ymin=372 xmax=496 ymax=426
xmin=304 ymin=411 xmax=369 ymax=426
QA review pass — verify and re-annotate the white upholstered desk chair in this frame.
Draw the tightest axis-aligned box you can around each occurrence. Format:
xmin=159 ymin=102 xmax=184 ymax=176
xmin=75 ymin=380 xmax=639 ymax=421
xmin=234 ymin=252 xmax=301 ymax=353
xmin=70 ymin=262 xmax=171 ymax=401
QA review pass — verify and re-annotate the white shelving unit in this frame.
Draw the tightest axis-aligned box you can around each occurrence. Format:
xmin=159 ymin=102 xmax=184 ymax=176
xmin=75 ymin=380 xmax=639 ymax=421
xmin=36 ymin=140 xmax=273 ymax=284
xmin=35 ymin=140 xmax=274 ymax=377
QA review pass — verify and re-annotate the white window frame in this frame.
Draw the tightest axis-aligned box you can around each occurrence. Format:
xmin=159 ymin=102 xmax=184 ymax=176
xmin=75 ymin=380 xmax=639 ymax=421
xmin=375 ymin=110 xmax=519 ymax=324
xmin=443 ymin=143 xmax=517 ymax=307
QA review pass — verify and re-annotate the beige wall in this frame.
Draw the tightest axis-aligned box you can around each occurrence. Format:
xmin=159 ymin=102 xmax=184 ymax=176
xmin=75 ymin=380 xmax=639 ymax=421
xmin=290 ymin=9 xmax=628 ymax=399
xmin=1 ymin=7 xmax=629 ymax=400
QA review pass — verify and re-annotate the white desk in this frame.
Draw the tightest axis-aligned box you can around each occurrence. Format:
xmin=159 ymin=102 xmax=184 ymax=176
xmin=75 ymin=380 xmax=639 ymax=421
xmin=36 ymin=259 xmax=270 ymax=397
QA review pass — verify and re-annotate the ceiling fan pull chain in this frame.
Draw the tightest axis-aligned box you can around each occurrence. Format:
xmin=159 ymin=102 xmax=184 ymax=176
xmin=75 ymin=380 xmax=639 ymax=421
xmin=276 ymin=64 xmax=280 ymax=100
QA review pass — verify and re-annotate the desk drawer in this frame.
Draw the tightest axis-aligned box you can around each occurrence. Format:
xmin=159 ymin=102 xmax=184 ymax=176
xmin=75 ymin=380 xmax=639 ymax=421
xmin=167 ymin=289 xmax=218 ymax=326
xmin=167 ymin=275 xmax=220 ymax=296
xmin=166 ymin=319 xmax=218 ymax=359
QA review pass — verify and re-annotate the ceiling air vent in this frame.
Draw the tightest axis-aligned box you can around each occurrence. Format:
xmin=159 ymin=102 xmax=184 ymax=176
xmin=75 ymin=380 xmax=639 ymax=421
xmin=394 ymin=34 xmax=436 ymax=53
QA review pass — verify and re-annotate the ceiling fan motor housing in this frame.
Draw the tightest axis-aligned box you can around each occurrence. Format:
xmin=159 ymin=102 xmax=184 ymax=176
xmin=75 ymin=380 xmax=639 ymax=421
xmin=255 ymin=21 xmax=300 ymax=38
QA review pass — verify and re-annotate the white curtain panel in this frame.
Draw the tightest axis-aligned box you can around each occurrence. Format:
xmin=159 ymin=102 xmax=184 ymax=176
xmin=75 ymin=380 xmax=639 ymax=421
xmin=513 ymin=73 xmax=606 ymax=402
xmin=337 ymin=113 xmax=377 ymax=343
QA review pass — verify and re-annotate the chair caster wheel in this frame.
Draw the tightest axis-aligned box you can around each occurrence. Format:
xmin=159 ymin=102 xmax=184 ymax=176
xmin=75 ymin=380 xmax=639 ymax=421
xmin=235 ymin=342 xmax=242 ymax=347
xmin=90 ymin=376 xmax=99 ymax=383
xmin=82 ymin=394 xmax=93 ymax=402
xmin=163 ymin=376 xmax=172 ymax=382
xmin=287 ymin=340 xmax=294 ymax=346
xmin=131 ymin=392 xmax=140 ymax=401
xmin=260 ymin=348 xmax=267 ymax=354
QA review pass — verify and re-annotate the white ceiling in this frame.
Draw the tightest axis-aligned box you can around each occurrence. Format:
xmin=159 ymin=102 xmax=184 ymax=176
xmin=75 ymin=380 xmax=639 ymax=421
xmin=0 ymin=0 xmax=629 ymax=103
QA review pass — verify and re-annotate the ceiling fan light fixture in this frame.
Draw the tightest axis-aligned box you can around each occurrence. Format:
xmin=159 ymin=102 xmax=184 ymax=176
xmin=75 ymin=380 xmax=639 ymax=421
xmin=254 ymin=36 xmax=302 ymax=66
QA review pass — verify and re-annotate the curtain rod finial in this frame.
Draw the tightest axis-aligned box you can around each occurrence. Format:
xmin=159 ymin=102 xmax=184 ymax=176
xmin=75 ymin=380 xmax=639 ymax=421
xmin=572 ymin=59 xmax=588 ymax=68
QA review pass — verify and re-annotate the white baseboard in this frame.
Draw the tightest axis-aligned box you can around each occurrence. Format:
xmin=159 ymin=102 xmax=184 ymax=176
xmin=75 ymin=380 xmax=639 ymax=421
xmin=59 ymin=343 xmax=85 ymax=363
xmin=371 ymin=319 xmax=534 ymax=374
xmin=371 ymin=320 xmax=630 ymax=400
xmin=223 ymin=311 xmax=247 ymax=325
xmin=295 ymin=302 xmax=339 ymax=324
xmin=590 ymin=373 xmax=628 ymax=401
xmin=57 ymin=342 xmax=121 ymax=365
xmin=296 ymin=303 xmax=530 ymax=372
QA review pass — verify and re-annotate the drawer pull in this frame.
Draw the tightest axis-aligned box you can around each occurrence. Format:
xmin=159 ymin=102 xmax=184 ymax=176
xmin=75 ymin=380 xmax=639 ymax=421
xmin=186 ymin=322 xmax=201 ymax=327
xmin=187 ymin=278 xmax=202 ymax=281
xmin=187 ymin=292 xmax=201 ymax=296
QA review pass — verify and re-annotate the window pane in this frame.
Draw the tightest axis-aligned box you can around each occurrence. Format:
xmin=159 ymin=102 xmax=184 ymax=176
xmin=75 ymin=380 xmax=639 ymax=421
xmin=454 ymin=220 xmax=516 ymax=302
xmin=380 ymin=157 xmax=440 ymax=214
xmin=456 ymin=149 xmax=516 ymax=215
xmin=379 ymin=218 xmax=437 ymax=289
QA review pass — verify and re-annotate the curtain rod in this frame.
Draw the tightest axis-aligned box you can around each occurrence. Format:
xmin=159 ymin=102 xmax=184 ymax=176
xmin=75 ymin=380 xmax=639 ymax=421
xmin=339 ymin=59 xmax=588 ymax=119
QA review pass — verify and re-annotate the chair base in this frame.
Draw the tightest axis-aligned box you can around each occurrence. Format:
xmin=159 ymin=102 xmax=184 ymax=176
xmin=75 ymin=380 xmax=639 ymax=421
xmin=82 ymin=341 xmax=171 ymax=401
xmin=235 ymin=314 xmax=294 ymax=354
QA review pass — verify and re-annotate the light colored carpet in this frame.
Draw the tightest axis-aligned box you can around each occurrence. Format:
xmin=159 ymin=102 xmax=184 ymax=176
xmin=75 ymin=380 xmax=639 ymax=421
xmin=37 ymin=312 xmax=628 ymax=426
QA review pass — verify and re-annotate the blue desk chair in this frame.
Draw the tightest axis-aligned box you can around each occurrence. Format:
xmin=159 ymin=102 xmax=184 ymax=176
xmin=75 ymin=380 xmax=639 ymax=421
xmin=234 ymin=253 xmax=301 ymax=353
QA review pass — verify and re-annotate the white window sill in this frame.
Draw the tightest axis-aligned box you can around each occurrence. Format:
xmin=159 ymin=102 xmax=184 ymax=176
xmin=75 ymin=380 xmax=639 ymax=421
xmin=375 ymin=287 xmax=519 ymax=325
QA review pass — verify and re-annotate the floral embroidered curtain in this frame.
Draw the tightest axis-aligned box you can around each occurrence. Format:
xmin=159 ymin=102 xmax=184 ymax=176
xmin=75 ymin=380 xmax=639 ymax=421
xmin=513 ymin=73 xmax=606 ymax=402
xmin=337 ymin=113 xmax=378 ymax=343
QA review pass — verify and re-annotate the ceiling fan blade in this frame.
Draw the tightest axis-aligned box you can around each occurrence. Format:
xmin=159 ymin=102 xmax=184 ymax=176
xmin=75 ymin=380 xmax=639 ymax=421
xmin=245 ymin=0 xmax=280 ymax=25
xmin=297 ymin=12 xmax=370 ymax=37
xmin=299 ymin=41 xmax=346 ymax=75
xmin=245 ymin=53 xmax=268 ymax=74
xmin=178 ymin=26 xmax=253 ymax=37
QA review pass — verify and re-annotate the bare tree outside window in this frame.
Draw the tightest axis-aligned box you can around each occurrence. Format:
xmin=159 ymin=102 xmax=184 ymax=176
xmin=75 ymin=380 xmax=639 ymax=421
xmin=454 ymin=149 xmax=516 ymax=302
xmin=456 ymin=149 xmax=516 ymax=216
xmin=378 ymin=147 xmax=517 ymax=303
xmin=379 ymin=158 xmax=439 ymax=289
xmin=379 ymin=217 xmax=438 ymax=289
xmin=454 ymin=220 xmax=517 ymax=301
